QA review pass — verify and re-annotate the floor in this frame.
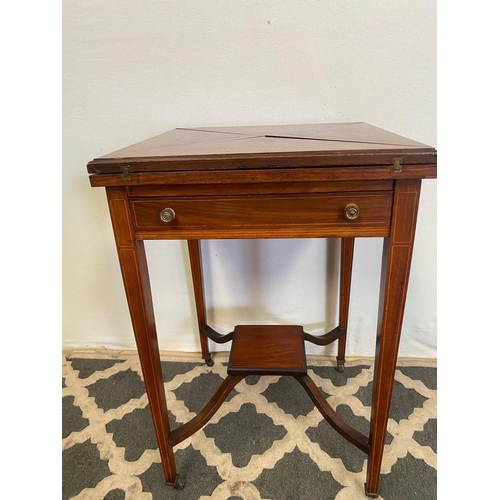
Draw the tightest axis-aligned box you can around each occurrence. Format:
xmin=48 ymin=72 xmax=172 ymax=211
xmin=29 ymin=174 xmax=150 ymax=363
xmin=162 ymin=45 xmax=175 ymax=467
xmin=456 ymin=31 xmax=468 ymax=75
xmin=62 ymin=351 xmax=437 ymax=500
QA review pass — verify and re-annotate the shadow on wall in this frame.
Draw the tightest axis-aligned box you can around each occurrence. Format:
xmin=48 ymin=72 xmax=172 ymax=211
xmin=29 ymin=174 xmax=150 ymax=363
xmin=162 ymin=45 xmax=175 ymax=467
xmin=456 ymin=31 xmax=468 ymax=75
xmin=179 ymin=238 xmax=343 ymax=350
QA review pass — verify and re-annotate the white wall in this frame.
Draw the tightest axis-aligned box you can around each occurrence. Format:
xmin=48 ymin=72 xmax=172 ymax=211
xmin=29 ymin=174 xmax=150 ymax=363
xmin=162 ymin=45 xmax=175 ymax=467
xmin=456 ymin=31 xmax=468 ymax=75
xmin=62 ymin=0 xmax=436 ymax=358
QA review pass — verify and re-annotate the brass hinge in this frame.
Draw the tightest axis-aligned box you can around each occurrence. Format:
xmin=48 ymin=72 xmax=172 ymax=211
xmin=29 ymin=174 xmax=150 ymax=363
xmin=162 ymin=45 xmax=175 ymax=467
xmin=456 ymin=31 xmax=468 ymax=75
xmin=391 ymin=158 xmax=403 ymax=173
xmin=120 ymin=165 xmax=131 ymax=181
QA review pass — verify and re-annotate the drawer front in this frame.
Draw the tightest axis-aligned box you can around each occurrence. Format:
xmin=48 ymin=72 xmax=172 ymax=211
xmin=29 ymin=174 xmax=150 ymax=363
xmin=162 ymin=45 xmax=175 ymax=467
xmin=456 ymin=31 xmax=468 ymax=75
xmin=130 ymin=192 xmax=393 ymax=238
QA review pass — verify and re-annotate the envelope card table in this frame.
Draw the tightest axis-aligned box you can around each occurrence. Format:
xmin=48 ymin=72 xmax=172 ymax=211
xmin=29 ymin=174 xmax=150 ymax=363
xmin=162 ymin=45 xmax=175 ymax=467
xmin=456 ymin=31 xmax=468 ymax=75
xmin=87 ymin=122 xmax=437 ymax=497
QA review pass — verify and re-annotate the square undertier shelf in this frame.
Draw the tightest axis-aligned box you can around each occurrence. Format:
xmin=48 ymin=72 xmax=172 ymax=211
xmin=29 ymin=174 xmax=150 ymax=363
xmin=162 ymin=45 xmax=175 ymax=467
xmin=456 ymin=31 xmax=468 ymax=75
xmin=227 ymin=325 xmax=307 ymax=376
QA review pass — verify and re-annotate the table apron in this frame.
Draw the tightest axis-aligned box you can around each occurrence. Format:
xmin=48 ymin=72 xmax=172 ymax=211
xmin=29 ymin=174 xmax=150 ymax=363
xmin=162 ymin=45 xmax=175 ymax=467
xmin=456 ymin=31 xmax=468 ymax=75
xmin=134 ymin=227 xmax=390 ymax=239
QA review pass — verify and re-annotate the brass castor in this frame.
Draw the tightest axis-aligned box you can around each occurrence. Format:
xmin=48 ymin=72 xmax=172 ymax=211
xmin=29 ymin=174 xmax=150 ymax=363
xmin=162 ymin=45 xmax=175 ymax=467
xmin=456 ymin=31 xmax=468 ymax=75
xmin=168 ymin=475 xmax=185 ymax=490
xmin=364 ymin=483 xmax=378 ymax=498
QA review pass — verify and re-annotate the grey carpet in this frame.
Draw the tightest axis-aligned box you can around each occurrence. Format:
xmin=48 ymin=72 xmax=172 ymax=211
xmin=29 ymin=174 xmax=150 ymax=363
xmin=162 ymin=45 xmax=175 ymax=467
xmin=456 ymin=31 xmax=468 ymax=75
xmin=62 ymin=354 xmax=436 ymax=499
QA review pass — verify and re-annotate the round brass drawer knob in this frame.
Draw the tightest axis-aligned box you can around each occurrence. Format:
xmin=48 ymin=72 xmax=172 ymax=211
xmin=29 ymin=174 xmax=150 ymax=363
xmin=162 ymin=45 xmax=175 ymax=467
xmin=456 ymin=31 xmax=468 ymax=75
xmin=344 ymin=203 xmax=360 ymax=220
xmin=159 ymin=208 xmax=176 ymax=223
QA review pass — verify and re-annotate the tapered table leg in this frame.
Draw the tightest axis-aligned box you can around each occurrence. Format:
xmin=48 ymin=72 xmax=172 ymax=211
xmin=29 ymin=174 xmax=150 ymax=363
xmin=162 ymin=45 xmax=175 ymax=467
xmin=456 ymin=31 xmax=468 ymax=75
xmin=365 ymin=180 xmax=422 ymax=497
xmin=337 ymin=237 xmax=355 ymax=372
xmin=187 ymin=240 xmax=213 ymax=366
xmin=106 ymin=187 xmax=179 ymax=486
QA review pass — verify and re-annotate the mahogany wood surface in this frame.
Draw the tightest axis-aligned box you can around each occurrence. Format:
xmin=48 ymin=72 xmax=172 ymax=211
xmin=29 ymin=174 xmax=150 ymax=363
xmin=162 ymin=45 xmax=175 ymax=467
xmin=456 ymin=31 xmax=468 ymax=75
xmin=169 ymin=374 xmax=245 ymax=447
xmin=228 ymin=325 xmax=307 ymax=376
xmin=90 ymin=122 xmax=436 ymax=497
xmin=131 ymin=192 xmax=392 ymax=233
xmin=134 ymin=224 xmax=390 ymax=241
xmin=186 ymin=240 xmax=210 ymax=362
xmin=89 ymin=164 xmax=436 ymax=188
xmin=127 ymin=180 xmax=394 ymax=198
xmin=365 ymin=179 xmax=422 ymax=496
xmin=87 ymin=123 xmax=436 ymax=176
xmin=181 ymin=122 xmax=428 ymax=146
xmin=295 ymin=374 xmax=370 ymax=454
xmin=337 ymin=237 xmax=355 ymax=370
xmin=201 ymin=325 xmax=235 ymax=344
xmin=303 ymin=325 xmax=345 ymax=346
xmin=105 ymin=187 xmax=177 ymax=485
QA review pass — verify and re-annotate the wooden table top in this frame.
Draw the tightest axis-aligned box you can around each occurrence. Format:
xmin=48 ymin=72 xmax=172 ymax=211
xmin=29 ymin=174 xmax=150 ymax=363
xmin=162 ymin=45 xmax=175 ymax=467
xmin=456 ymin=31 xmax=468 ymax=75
xmin=87 ymin=122 xmax=436 ymax=175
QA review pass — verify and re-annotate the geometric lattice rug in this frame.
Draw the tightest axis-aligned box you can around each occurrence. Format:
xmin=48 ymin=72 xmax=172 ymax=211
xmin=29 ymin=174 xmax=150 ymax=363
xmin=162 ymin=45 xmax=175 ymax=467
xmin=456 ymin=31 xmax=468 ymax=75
xmin=62 ymin=352 xmax=436 ymax=500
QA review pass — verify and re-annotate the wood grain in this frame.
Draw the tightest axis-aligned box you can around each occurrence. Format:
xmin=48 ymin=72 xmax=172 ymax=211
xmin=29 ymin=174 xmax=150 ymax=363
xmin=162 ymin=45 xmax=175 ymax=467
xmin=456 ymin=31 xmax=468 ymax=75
xmin=87 ymin=122 xmax=436 ymax=175
xmin=131 ymin=192 xmax=393 ymax=234
xmin=337 ymin=237 xmax=355 ymax=369
xmin=105 ymin=187 xmax=177 ymax=484
xmin=89 ymin=164 xmax=436 ymax=187
xmin=365 ymin=179 xmax=422 ymax=496
xmin=187 ymin=240 xmax=210 ymax=362
xmin=228 ymin=325 xmax=307 ymax=376
xmin=127 ymin=180 xmax=394 ymax=198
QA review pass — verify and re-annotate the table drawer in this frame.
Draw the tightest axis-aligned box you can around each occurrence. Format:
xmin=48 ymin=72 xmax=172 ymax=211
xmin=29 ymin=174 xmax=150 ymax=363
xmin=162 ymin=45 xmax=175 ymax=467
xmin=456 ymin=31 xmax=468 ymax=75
xmin=130 ymin=192 xmax=393 ymax=238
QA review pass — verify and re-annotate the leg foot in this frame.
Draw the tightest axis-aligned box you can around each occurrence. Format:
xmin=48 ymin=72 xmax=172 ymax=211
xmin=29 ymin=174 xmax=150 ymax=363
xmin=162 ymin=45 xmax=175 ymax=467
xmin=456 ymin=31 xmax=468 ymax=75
xmin=203 ymin=355 xmax=214 ymax=367
xmin=336 ymin=359 xmax=345 ymax=373
xmin=167 ymin=474 xmax=185 ymax=490
xmin=364 ymin=483 xmax=378 ymax=498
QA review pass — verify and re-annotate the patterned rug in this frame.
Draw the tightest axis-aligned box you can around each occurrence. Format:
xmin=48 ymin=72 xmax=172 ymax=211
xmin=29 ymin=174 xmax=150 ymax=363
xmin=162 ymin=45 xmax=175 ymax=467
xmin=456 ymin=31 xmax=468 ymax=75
xmin=62 ymin=352 xmax=436 ymax=500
